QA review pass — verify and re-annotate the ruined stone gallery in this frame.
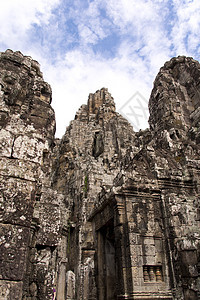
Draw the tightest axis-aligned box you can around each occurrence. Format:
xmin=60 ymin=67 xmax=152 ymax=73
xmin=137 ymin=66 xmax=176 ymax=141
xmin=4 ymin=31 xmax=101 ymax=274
xmin=0 ymin=49 xmax=199 ymax=299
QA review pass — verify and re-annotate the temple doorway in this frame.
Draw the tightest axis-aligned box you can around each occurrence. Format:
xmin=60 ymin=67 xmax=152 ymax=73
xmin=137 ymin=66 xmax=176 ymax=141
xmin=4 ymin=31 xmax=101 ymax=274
xmin=97 ymin=219 xmax=117 ymax=300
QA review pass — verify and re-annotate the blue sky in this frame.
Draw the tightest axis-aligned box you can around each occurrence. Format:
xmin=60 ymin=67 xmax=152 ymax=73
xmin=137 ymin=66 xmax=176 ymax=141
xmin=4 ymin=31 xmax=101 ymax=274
xmin=0 ymin=0 xmax=200 ymax=137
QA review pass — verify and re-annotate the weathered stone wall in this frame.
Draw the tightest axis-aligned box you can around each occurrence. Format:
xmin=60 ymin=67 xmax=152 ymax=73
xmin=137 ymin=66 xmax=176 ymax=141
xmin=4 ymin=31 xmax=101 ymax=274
xmin=148 ymin=56 xmax=200 ymax=299
xmin=0 ymin=51 xmax=199 ymax=299
xmin=0 ymin=50 xmax=68 ymax=300
xmin=0 ymin=49 xmax=52 ymax=299
xmin=51 ymin=87 xmax=137 ymax=299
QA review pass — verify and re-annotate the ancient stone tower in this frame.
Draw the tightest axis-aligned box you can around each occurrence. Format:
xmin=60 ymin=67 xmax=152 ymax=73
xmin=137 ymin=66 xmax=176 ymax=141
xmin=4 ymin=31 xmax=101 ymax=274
xmin=0 ymin=50 xmax=199 ymax=300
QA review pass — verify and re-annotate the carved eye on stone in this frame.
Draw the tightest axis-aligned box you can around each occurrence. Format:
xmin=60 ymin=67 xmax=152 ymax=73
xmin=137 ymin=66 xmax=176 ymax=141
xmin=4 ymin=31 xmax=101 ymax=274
xmin=41 ymin=87 xmax=49 ymax=96
xmin=3 ymin=75 xmax=16 ymax=85
xmin=40 ymin=86 xmax=52 ymax=103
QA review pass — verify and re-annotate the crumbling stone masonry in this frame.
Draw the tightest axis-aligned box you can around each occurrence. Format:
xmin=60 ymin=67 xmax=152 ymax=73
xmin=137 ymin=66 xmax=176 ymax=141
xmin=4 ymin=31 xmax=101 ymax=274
xmin=0 ymin=50 xmax=199 ymax=300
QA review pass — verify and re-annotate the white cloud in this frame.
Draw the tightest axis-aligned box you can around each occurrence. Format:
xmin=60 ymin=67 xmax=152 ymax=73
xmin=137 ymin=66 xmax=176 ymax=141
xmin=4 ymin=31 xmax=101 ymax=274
xmin=70 ymin=0 xmax=112 ymax=46
xmin=171 ymin=0 xmax=200 ymax=55
xmin=78 ymin=24 xmax=99 ymax=45
xmin=42 ymin=46 xmax=153 ymax=137
xmin=0 ymin=0 xmax=199 ymax=137
xmin=0 ymin=0 xmax=60 ymax=49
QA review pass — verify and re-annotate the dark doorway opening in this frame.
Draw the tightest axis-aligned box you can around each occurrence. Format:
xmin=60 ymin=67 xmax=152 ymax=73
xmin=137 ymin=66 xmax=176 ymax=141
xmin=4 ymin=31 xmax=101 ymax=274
xmin=97 ymin=219 xmax=117 ymax=300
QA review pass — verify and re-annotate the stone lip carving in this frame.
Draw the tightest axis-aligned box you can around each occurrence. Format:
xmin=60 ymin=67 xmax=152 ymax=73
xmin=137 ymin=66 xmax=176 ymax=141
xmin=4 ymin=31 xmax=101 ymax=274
xmin=0 ymin=51 xmax=199 ymax=300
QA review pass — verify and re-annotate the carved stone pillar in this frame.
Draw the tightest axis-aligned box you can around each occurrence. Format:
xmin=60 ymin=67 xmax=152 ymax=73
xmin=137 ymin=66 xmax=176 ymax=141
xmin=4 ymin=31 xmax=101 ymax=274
xmin=149 ymin=266 xmax=156 ymax=281
xmin=143 ymin=266 xmax=149 ymax=282
xmin=156 ymin=266 xmax=162 ymax=282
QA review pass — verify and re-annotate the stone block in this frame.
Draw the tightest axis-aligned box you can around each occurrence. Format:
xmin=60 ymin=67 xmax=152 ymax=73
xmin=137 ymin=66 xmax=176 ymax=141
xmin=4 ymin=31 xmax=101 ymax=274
xmin=129 ymin=233 xmax=138 ymax=245
xmin=36 ymin=203 xmax=61 ymax=246
xmin=155 ymin=252 xmax=164 ymax=264
xmin=154 ymin=238 xmax=163 ymax=252
xmin=66 ymin=270 xmax=75 ymax=300
xmin=129 ymin=254 xmax=143 ymax=267
xmin=0 ymin=157 xmax=38 ymax=181
xmin=143 ymin=237 xmax=155 ymax=245
xmin=143 ymin=244 xmax=156 ymax=256
xmin=143 ymin=255 xmax=156 ymax=265
xmin=136 ymin=245 xmax=143 ymax=256
xmin=131 ymin=266 xmax=140 ymax=286
xmin=12 ymin=135 xmax=46 ymax=163
xmin=0 ymin=177 xmax=35 ymax=226
xmin=0 ymin=223 xmax=29 ymax=281
xmin=0 ymin=129 xmax=13 ymax=157
xmin=0 ymin=280 xmax=23 ymax=300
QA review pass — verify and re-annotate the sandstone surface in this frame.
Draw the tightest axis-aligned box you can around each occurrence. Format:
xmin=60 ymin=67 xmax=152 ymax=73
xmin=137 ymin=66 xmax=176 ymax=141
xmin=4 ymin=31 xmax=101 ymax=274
xmin=0 ymin=50 xmax=199 ymax=299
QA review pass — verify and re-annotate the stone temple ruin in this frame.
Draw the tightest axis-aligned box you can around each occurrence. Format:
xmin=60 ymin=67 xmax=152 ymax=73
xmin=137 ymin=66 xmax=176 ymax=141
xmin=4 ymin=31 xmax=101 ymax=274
xmin=0 ymin=49 xmax=199 ymax=300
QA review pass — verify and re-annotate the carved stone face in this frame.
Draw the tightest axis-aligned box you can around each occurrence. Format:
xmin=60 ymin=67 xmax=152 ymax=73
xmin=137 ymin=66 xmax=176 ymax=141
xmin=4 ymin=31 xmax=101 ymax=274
xmin=1 ymin=72 xmax=24 ymax=106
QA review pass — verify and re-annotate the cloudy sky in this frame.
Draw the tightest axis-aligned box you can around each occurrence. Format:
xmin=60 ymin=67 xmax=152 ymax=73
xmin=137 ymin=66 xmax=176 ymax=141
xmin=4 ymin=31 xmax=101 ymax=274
xmin=0 ymin=0 xmax=199 ymax=137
